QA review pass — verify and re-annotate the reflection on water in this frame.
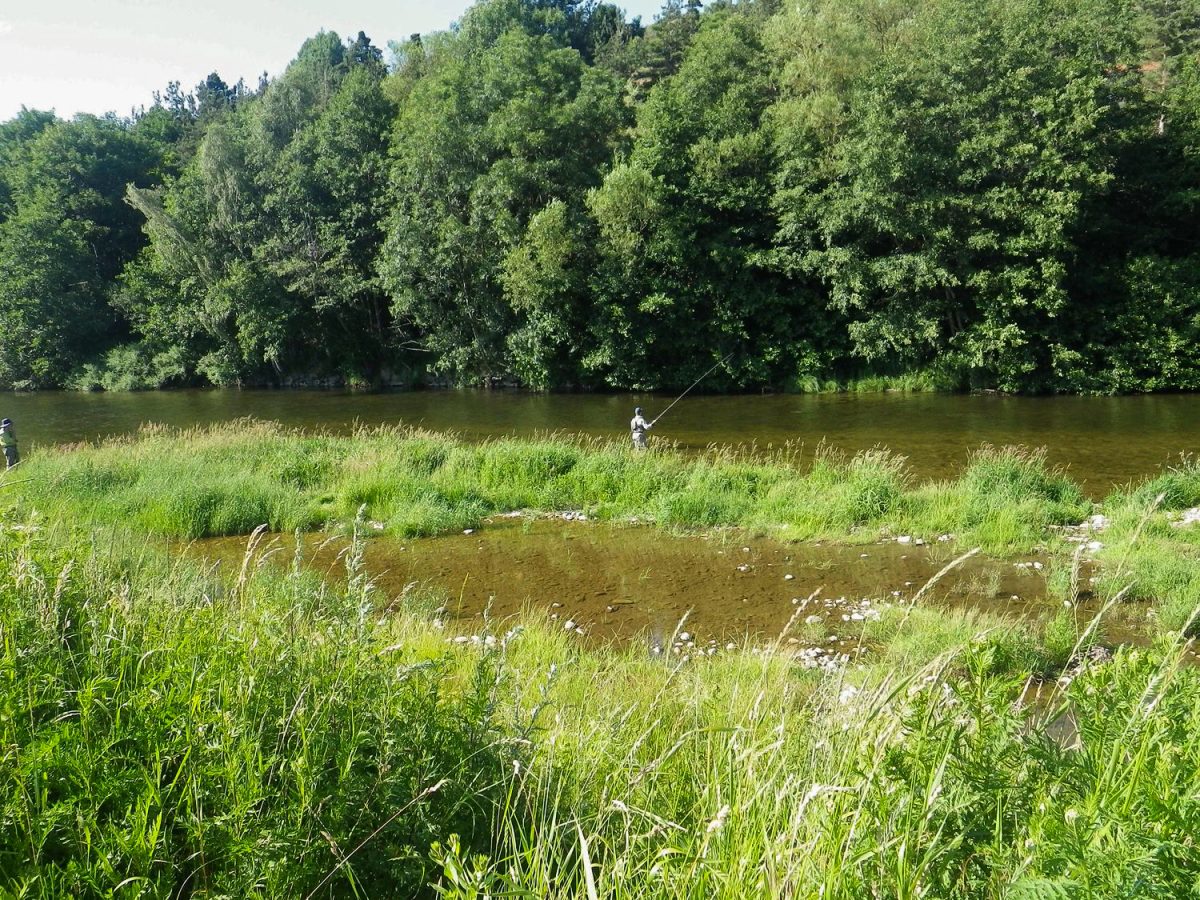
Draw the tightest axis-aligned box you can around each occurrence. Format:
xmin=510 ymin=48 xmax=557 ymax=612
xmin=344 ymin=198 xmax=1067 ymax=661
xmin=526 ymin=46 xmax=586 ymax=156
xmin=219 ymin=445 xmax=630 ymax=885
xmin=192 ymin=520 xmax=1055 ymax=643
xmin=5 ymin=388 xmax=1200 ymax=491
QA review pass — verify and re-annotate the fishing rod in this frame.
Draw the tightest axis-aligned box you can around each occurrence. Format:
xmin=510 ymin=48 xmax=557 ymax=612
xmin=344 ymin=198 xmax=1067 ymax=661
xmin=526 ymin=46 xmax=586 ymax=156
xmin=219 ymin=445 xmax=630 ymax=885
xmin=650 ymin=353 xmax=733 ymax=428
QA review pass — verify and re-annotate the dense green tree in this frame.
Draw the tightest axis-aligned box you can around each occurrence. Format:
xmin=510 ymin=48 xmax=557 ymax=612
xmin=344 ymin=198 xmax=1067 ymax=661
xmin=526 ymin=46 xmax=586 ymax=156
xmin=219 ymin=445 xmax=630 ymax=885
xmin=582 ymin=4 xmax=823 ymax=389
xmin=0 ymin=116 xmax=162 ymax=388
xmin=379 ymin=2 xmax=627 ymax=383
xmin=122 ymin=32 xmax=395 ymax=385
xmin=257 ymin=61 xmax=396 ymax=377
xmin=3 ymin=0 xmax=1200 ymax=394
xmin=772 ymin=0 xmax=1157 ymax=390
xmin=0 ymin=108 xmax=56 ymax=220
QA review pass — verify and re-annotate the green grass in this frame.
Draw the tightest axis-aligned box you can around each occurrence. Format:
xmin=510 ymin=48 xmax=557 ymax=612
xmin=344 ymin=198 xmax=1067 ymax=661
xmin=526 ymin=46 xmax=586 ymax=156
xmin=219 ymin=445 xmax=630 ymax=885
xmin=4 ymin=518 xmax=1200 ymax=897
xmin=7 ymin=423 xmax=1090 ymax=555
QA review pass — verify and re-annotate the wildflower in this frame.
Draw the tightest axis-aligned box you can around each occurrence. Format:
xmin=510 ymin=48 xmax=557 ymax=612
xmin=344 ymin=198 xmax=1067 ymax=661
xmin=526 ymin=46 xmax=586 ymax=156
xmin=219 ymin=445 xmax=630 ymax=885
xmin=1065 ymin=808 xmax=1079 ymax=825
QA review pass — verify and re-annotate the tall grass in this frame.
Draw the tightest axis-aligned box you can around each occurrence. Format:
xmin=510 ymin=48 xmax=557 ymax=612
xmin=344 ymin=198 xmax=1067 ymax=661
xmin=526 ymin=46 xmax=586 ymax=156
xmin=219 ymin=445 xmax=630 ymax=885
xmin=9 ymin=423 xmax=1089 ymax=554
xmin=0 ymin=520 xmax=509 ymax=897
xmin=3 ymin=507 xmax=1200 ymax=896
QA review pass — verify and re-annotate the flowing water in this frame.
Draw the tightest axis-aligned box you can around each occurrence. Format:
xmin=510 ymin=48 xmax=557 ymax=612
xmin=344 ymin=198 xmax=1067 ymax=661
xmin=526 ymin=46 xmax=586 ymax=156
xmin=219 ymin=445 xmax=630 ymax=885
xmin=4 ymin=388 xmax=1199 ymax=492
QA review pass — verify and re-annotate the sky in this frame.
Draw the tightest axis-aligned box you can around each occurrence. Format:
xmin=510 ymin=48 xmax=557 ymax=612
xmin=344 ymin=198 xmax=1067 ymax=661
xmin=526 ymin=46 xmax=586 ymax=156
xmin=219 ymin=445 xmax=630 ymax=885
xmin=0 ymin=0 xmax=666 ymax=121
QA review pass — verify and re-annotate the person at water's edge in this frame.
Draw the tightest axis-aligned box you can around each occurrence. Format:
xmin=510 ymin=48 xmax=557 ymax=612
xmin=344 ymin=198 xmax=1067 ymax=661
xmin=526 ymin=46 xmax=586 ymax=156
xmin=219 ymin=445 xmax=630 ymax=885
xmin=1 ymin=418 xmax=18 ymax=469
xmin=631 ymin=407 xmax=652 ymax=449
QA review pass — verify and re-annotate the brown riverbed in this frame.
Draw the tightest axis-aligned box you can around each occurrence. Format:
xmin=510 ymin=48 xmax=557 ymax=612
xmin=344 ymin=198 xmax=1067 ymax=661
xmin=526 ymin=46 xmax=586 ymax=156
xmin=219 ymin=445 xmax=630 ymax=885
xmin=190 ymin=518 xmax=1064 ymax=643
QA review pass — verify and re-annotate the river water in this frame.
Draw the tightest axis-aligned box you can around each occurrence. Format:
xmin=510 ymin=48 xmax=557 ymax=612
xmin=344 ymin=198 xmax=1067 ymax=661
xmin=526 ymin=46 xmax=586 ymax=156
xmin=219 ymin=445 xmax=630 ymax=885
xmin=192 ymin=520 xmax=1069 ymax=645
xmin=4 ymin=388 xmax=1198 ymax=492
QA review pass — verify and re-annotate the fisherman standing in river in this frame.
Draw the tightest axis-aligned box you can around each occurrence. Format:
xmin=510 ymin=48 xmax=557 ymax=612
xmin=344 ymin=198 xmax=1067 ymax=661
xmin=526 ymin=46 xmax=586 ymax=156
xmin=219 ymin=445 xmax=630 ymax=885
xmin=630 ymin=407 xmax=652 ymax=450
xmin=1 ymin=418 xmax=18 ymax=469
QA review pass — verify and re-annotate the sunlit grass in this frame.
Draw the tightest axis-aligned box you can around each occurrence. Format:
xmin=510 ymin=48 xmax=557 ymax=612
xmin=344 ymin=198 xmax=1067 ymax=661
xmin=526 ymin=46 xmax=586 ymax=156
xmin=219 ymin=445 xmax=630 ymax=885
xmin=3 ymin=499 xmax=1200 ymax=895
xmin=7 ymin=424 xmax=1090 ymax=556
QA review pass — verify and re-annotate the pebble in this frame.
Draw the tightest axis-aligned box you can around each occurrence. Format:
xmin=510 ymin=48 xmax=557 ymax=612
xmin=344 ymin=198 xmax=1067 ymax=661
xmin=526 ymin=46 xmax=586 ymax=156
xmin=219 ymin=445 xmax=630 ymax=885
xmin=784 ymin=573 xmax=795 ymax=581
xmin=897 ymin=535 xmax=912 ymax=544
xmin=463 ymin=529 xmax=474 ymax=535
xmin=564 ymin=619 xmax=576 ymax=631
xmin=679 ymin=631 xmax=692 ymax=642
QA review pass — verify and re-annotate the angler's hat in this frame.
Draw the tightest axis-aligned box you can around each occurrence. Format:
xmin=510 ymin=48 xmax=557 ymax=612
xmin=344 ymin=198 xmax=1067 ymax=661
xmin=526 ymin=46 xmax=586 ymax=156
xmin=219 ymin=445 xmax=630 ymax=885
xmin=634 ymin=407 xmax=643 ymax=416
xmin=1 ymin=419 xmax=10 ymax=427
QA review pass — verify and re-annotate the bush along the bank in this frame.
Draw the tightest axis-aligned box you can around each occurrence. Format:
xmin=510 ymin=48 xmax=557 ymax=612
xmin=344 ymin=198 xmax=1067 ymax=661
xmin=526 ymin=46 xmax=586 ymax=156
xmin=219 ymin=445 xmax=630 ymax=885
xmin=4 ymin=519 xmax=1200 ymax=897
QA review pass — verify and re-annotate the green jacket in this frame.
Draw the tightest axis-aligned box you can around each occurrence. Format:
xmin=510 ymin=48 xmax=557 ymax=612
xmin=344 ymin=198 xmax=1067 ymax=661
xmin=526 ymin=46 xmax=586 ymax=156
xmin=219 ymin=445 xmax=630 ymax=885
xmin=0 ymin=428 xmax=16 ymax=449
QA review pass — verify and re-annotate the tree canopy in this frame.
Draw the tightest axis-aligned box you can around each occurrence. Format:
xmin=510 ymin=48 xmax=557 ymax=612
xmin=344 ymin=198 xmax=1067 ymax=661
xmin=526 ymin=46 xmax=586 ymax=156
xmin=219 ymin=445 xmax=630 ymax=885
xmin=2 ymin=0 xmax=1199 ymax=393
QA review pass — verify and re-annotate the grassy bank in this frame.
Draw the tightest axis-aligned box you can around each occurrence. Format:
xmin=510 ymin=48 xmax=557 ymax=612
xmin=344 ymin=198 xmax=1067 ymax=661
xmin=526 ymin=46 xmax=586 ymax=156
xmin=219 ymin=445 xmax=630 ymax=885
xmin=12 ymin=423 xmax=1200 ymax=643
xmin=7 ymin=422 xmax=1089 ymax=555
xmin=2 ymin=517 xmax=1200 ymax=897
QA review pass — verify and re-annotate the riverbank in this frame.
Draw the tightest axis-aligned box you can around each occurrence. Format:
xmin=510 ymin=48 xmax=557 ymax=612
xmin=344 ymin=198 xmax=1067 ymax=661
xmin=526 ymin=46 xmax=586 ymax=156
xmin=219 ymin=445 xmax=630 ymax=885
xmin=4 ymin=389 xmax=1200 ymax=493
xmin=2 ymin=511 xmax=1199 ymax=896
xmin=5 ymin=428 xmax=1200 ymax=893
xmin=10 ymin=421 xmax=1091 ymax=551
xmin=10 ymin=420 xmax=1200 ymax=638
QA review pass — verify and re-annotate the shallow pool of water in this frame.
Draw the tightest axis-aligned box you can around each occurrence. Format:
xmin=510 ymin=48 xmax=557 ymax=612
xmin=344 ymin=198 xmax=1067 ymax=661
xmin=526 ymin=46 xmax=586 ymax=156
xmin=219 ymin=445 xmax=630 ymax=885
xmin=192 ymin=520 xmax=1058 ymax=643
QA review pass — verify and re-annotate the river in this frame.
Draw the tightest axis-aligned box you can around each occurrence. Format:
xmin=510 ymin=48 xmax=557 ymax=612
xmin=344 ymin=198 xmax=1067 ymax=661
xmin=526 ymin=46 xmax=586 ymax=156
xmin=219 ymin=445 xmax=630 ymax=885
xmin=4 ymin=388 xmax=1198 ymax=492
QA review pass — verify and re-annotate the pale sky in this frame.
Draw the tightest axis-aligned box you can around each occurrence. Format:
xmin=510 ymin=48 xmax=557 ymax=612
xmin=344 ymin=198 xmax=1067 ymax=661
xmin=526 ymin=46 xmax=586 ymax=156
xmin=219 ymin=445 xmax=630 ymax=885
xmin=0 ymin=0 xmax=666 ymax=121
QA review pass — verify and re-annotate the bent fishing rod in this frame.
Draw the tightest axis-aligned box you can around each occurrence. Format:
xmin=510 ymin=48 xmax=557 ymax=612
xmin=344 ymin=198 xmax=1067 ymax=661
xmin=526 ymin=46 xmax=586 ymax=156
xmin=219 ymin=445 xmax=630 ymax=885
xmin=649 ymin=353 xmax=733 ymax=428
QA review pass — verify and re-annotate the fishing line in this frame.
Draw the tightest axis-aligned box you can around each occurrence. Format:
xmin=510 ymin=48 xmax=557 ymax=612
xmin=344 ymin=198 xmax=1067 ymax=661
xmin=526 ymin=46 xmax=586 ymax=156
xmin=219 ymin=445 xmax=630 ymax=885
xmin=649 ymin=353 xmax=733 ymax=428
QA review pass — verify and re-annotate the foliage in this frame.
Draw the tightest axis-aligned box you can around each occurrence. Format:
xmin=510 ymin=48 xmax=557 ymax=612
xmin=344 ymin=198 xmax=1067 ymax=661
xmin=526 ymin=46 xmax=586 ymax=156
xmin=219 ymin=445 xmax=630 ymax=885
xmin=2 ymin=0 xmax=1200 ymax=392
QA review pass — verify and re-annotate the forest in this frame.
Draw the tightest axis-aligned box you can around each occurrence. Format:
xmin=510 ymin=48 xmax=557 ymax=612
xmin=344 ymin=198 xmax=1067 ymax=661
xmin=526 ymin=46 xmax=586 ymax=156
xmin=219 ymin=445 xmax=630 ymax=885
xmin=0 ymin=0 xmax=1198 ymax=394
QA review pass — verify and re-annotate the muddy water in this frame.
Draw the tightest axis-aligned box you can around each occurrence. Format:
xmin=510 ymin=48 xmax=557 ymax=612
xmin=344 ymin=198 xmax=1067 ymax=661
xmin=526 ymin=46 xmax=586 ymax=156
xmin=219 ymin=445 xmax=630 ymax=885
xmin=6 ymin=389 xmax=1200 ymax=492
xmin=193 ymin=520 xmax=1056 ymax=643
